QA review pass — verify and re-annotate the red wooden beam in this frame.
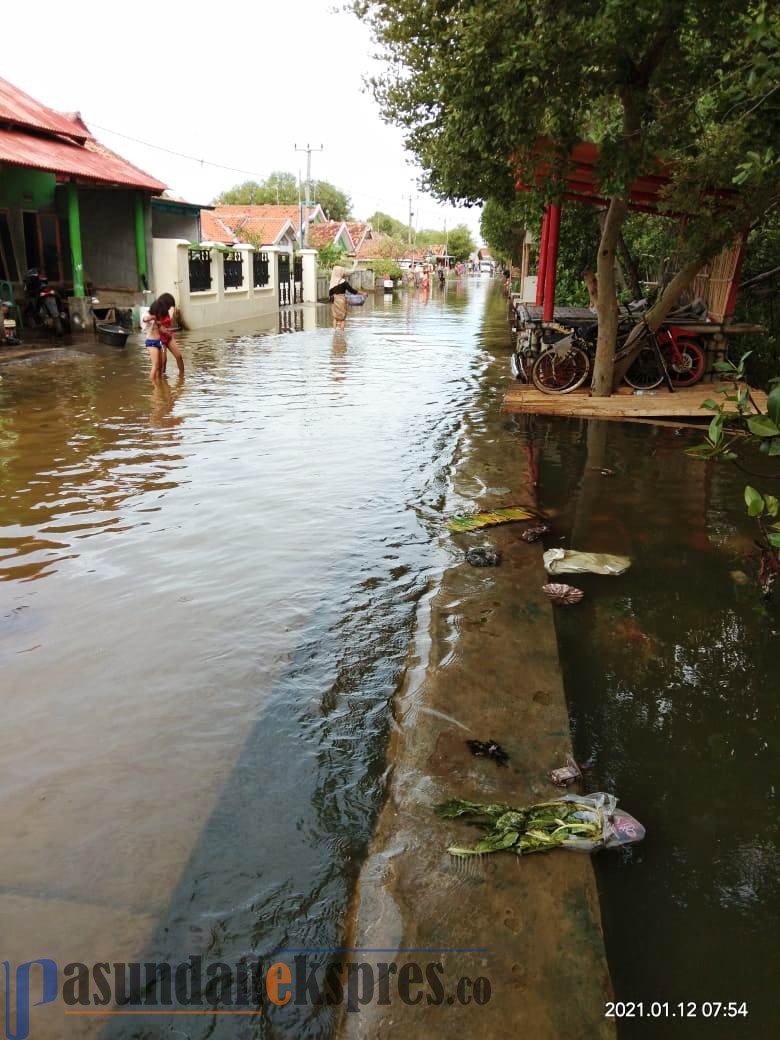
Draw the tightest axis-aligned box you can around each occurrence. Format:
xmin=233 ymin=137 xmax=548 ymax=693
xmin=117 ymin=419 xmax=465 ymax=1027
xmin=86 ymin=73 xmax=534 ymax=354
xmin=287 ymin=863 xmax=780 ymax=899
xmin=535 ymin=206 xmax=550 ymax=305
xmin=543 ymin=203 xmax=561 ymax=321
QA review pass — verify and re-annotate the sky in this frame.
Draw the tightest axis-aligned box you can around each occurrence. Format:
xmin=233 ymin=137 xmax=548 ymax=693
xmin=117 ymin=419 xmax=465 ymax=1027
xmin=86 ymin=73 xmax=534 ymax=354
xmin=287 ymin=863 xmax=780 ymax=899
xmin=2 ymin=0 xmax=483 ymax=243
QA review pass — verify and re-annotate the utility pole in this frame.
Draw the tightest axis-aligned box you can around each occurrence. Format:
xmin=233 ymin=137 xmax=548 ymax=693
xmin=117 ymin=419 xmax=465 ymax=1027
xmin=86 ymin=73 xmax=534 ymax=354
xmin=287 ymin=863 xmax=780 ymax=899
xmin=406 ymin=193 xmax=415 ymax=247
xmin=294 ymin=142 xmax=324 ymax=209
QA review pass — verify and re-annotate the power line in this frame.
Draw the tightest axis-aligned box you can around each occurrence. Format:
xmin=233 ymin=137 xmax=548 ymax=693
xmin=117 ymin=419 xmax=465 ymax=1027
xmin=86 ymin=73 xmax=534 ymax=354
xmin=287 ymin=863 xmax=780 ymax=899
xmin=86 ymin=121 xmax=266 ymax=179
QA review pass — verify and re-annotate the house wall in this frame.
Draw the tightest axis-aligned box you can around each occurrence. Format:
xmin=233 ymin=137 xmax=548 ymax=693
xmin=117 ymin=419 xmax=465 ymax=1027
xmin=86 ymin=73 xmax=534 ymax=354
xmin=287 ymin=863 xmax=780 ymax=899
xmin=0 ymin=165 xmax=60 ymax=283
xmin=152 ymin=207 xmax=199 ymax=241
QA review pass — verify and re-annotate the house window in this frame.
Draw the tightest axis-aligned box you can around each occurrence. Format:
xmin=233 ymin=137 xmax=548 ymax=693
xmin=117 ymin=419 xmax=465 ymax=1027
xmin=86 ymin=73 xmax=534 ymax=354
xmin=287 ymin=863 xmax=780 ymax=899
xmin=22 ymin=211 xmax=62 ymax=281
xmin=253 ymin=251 xmax=269 ymax=288
xmin=188 ymin=249 xmax=212 ymax=293
xmin=0 ymin=211 xmax=19 ymax=282
xmin=223 ymin=250 xmax=244 ymax=289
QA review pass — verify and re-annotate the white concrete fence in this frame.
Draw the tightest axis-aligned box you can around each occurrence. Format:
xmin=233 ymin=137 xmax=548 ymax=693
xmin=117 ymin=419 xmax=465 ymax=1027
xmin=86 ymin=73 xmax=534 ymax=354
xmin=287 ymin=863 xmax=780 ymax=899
xmin=152 ymin=241 xmax=318 ymax=330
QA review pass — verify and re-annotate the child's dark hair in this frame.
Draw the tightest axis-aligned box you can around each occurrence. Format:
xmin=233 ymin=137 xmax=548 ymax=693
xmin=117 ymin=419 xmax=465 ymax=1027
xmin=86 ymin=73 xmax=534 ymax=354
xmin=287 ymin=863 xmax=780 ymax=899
xmin=149 ymin=293 xmax=175 ymax=318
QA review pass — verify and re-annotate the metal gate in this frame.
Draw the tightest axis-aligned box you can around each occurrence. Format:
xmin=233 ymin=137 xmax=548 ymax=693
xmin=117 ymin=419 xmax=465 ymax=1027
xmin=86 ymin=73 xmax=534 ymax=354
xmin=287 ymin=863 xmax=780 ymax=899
xmin=293 ymin=255 xmax=303 ymax=303
xmin=278 ymin=254 xmax=291 ymax=306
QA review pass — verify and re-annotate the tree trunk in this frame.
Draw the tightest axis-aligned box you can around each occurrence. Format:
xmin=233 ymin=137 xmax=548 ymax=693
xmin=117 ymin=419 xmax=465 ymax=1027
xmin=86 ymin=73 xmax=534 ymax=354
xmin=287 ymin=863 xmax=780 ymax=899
xmin=591 ymin=197 xmax=627 ymax=397
xmin=611 ymin=255 xmax=713 ymax=387
xmin=617 ymin=232 xmax=642 ymax=300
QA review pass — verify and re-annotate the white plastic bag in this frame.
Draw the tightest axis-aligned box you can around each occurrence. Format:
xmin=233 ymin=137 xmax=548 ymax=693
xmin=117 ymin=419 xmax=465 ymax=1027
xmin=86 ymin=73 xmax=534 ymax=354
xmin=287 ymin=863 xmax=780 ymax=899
xmin=543 ymin=547 xmax=631 ymax=575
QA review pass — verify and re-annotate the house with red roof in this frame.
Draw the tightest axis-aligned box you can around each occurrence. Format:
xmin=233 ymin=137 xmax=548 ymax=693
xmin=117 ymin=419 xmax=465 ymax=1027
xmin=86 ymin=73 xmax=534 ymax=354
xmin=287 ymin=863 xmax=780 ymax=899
xmin=0 ymin=76 xmax=171 ymax=324
xmin=305 ymin=221 xmax=354 ymax=254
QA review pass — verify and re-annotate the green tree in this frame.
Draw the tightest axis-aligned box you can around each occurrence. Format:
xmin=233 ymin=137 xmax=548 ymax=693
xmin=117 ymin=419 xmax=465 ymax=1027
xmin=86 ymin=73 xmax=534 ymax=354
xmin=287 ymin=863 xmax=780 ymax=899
xmin=446 ymin=224 xmax=475 ymax=261
xmin=313 ymin=181 xmax=352 ymax=221
xmin=355 ymin=0 xmax=780 ymax=395
xmin=214 ymin=171 xmax=298 ymax=205
xmin=367 ymin=211 xmax=408 ymax=237
xmin=480 ymin=198 xmax=528 ymax=266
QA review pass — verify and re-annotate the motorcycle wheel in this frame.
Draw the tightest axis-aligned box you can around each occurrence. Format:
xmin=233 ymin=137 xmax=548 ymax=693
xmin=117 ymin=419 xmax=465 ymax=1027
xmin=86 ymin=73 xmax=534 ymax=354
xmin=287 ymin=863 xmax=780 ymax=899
xmin=510 ymin=352 xmax=529 ymax=382
xmin=52 ymin=315 xmax=65 ymax=336
xmin=624 ymin=346 xmax=664 ymax=390
xmin=531 ymin=345 xmax=590 ymax=394
xmin=667 ymin=339 xmax=705 ymax=386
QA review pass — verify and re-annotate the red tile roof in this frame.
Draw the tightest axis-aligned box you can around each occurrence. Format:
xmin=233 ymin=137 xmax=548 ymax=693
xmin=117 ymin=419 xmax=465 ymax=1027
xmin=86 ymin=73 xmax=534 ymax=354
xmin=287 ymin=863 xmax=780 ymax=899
xmin=355 ymin=233 xmax=410 ymax=260
xmin=204 ymin=206 xmax=297 ymax=246
xmin=346 ymin=222 xmax=371 ymax=251
xmin=200 ymin=210 xmax=238 ymax=244
xmin=213 ymin=203 xmax=323 ymax=232
xmin=306 ymin=221 xmax=354 ymax=250
xmin=0 ymin=77 xmax=88 ymax=141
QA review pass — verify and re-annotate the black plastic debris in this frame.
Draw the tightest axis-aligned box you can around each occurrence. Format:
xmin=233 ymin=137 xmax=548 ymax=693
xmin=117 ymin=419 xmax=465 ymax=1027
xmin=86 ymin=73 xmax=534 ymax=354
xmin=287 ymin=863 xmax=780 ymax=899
xmin=466 ymin=739 xmax=509 ymax=766
xmin=465 ymin=546 xmax=502 ymax=567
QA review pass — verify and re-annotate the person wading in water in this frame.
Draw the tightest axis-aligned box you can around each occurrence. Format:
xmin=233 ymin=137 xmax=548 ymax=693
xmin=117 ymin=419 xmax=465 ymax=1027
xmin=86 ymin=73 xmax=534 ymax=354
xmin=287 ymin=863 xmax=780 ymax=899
xmin=328 ymin=266 xmax=359 ymax=332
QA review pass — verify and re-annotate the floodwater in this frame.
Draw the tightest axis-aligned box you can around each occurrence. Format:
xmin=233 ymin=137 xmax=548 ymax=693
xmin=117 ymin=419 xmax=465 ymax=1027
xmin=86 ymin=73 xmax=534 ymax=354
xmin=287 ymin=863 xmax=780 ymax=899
xmin=1 ymin=282 xmax=778 ymax=1038
xmin=0 ymin=285 xmax=484 ymax=1038
xmin=532 ymin=416 xmax=780 ymax=1037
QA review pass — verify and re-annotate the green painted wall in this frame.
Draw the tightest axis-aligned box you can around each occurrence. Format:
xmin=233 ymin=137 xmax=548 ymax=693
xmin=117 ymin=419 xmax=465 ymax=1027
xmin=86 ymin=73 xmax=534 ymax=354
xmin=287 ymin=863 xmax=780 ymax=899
xmin=0 ymin=164 xmax=57 ymax=208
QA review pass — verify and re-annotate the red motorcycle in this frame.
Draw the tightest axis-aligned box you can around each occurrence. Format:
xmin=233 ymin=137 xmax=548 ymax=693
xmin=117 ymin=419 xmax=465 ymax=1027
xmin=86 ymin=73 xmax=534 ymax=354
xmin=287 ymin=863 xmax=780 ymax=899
xmin=624 ymin=325 xmax=706 ymax=389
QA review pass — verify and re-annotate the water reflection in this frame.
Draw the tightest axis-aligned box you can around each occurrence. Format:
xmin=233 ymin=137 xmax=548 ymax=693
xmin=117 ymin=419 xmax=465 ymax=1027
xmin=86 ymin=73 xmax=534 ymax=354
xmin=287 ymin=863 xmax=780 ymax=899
xmin=536 ymin=415 xmax=780 ymax=1038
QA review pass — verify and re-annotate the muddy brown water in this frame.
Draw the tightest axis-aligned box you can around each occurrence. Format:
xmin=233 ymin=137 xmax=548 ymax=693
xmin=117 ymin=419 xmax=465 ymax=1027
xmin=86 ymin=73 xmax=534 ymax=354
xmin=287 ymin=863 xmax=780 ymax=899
xmin=0 ymin=282 xmax=778 ymax=1038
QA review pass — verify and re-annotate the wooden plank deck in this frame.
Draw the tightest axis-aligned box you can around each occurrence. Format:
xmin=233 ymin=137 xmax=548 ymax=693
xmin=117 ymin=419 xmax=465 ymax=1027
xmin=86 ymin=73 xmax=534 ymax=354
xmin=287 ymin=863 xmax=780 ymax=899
xmin=502 ymin=381 xmax=768 ymax=424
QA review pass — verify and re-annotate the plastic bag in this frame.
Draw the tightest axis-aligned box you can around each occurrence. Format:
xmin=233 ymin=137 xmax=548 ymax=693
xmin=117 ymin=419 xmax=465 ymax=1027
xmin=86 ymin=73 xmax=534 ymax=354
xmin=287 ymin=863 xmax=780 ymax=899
xmin=436 ymin=791 xmax=645 ymax=857
xmin=346 ymin=293 xmax=366 ymax=306
xmin=543 ymin=547 xmax=631 ymax=575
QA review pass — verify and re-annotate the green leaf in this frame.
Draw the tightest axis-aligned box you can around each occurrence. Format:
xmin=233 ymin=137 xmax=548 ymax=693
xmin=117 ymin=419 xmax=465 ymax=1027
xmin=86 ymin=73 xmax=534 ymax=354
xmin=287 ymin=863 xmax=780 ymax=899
xmin=447 ymin=506 xmax=537 ymax=532
xmin=713 ymin=360 xmax=736 ymax=373
xmin=767 ymin=384 xmax=780 ymax=427
xmin=686 ymin=443 xmax=717 ymax=459
xmin=767 ymin=532 xmax=780 ymax=549
xmin=759 ymin=438 xmax=780 ymax=456
xmin=765 ymin=494 xmax=779 ymax=518
xmin=746 ymin=415 xmax=780 ymax=438
xmin=721 ymin=451 xmax=738 ymax=461
xmin=708 ymin=415 xmax=723 ymax=445
xmin=745 ymin=486 xmax=765 ymax=517
xmin=700 ymin=398 xmax=719 ymax=411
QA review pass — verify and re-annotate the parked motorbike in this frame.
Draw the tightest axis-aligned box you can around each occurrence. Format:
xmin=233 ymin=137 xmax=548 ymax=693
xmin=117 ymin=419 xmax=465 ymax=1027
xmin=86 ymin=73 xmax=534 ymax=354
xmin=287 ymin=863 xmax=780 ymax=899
xmin=23 ymin=269 xmax=69 ymax=336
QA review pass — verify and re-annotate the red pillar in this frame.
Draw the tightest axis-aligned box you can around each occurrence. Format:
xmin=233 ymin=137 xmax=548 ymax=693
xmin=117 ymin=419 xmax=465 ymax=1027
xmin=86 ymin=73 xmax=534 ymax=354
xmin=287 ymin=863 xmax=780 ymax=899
xmin=542 ymin=203 xmax=561 ymax=322
xmin=535 ymin=206 xmax=550 ymax=306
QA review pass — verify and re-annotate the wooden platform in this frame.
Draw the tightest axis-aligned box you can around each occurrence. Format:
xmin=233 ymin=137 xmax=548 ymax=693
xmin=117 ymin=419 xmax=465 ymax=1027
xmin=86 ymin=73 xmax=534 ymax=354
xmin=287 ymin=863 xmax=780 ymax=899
xmin=502 ymin=381 xmax=768 ymax=426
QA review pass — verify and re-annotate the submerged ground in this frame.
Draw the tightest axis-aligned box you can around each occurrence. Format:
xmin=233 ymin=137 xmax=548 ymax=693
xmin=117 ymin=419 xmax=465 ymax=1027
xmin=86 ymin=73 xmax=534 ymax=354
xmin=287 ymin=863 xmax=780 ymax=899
xmin=0 ymin=282 xmax=777 ymax=1038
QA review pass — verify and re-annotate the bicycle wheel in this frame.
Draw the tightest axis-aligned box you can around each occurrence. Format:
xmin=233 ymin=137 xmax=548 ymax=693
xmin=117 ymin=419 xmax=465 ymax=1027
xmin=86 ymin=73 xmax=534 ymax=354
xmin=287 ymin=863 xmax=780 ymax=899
xmin=624 ymin=346 xmax=664 ymax=390
xmin=531 ymin=345 xmax=590 ymax=394
xmin=667 ymin=338 xmax=705 ymax=387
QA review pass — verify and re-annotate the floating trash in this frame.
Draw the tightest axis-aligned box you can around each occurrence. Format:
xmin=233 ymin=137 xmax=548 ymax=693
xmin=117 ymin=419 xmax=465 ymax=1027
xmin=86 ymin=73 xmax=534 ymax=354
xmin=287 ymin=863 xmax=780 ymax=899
xmin=542 ymin=583 xmax=584 ymax=605
xmin=549 ymin=755 xmax=583 ymax=787
xmin=543 ymin=547 xmax=631 ymax=575
xmin=447 ymin=506 xmax=537 ymax=533
xmin=436 ymin=792 xmax=645 ymax=858
xmin=466 ymin=739 xmax=509 ymax=766
xmin=520 ymin=523 xmax=550 ymax=542
xmin=465 ymin=546 xmax=502 ymax=567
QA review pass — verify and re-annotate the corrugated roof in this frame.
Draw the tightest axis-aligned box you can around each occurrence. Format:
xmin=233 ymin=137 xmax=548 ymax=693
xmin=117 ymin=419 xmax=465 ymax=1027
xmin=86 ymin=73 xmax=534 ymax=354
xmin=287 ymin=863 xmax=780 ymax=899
xmin=0 ymin=76 xmax=88 ymax=141
xmin=0 ymin=126 xmax=166 ymax=191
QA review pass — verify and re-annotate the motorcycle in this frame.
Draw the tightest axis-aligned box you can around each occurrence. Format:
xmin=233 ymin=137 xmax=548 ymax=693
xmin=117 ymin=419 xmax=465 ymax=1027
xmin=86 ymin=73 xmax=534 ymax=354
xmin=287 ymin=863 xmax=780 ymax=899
xmin=23 ymin=269 xmax=69 ymax=336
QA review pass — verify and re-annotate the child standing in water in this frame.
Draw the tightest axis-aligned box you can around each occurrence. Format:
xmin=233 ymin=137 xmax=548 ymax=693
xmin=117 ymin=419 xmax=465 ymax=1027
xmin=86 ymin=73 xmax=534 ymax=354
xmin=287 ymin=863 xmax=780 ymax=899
xmin=143 ymin=294 xmax=184 ymax=379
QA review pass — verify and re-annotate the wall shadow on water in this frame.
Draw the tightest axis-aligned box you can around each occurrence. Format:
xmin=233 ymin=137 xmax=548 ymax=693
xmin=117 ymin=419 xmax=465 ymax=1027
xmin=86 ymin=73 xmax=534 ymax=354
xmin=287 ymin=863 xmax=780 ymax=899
xmin=535 ymin=415 xmax=780 ymax=1039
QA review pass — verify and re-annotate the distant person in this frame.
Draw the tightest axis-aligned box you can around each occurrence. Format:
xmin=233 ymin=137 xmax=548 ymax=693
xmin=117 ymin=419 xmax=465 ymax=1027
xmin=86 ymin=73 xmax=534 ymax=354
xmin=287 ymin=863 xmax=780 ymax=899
xmin=438 ymin=267 xmax=445 ymax=287
xmin=328 ymin=266 xmax=359 ymax=332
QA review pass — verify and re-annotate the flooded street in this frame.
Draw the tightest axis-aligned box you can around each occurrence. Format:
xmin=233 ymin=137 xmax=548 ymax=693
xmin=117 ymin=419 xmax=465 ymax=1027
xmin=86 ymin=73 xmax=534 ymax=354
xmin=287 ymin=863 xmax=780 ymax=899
xmin=0 ymin=286 xmax=484 ymax=1037
xmin=1 ymin=281 xmax=778 ymax=1038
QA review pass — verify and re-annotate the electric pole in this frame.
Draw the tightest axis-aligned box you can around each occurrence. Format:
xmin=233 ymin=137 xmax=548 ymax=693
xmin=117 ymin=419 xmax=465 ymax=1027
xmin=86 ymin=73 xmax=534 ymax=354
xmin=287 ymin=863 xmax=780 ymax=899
xmin=294 ymin=143 xmax=324 ymax=209
xmin=406 ymin=193 xmax=415 ymax=247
